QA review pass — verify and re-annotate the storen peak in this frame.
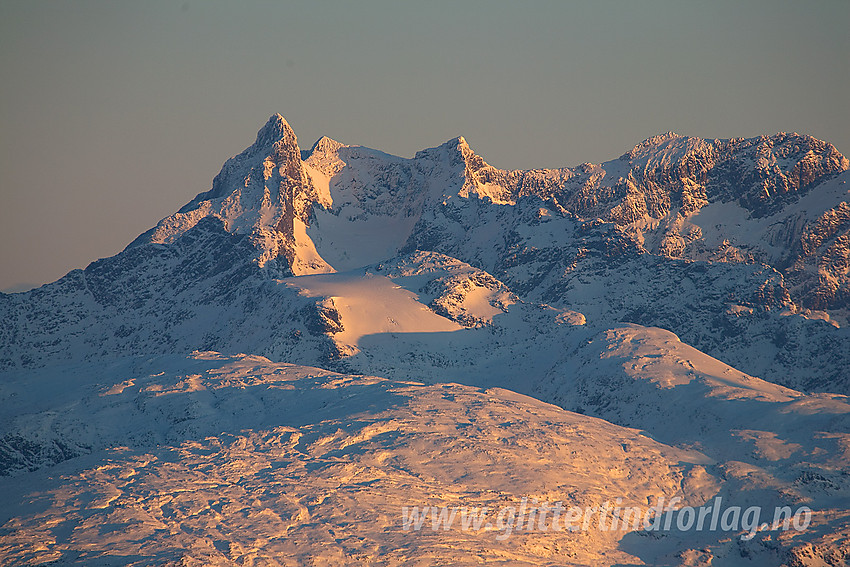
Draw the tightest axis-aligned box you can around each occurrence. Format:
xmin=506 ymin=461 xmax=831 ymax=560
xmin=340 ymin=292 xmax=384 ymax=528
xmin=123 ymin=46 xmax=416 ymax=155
xmin=254 ymin=113 xmax=297 ymax=149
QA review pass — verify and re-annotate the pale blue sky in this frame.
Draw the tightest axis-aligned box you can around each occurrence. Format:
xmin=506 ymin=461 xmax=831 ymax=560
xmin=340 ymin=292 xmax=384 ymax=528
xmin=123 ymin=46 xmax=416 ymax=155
xmin=1 ymin=0 xmax=848 ymax=291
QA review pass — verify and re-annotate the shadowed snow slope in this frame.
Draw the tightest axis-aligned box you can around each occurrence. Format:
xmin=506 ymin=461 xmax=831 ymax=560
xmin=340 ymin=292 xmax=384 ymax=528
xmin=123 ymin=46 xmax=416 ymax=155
xmin=2 ymin=352 xmax=847 ymax=567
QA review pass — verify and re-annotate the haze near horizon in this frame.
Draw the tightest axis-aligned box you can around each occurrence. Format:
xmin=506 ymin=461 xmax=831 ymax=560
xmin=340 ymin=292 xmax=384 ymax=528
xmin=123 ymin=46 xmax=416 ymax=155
xmin=1 ymin=0 xmax=848 ymax=291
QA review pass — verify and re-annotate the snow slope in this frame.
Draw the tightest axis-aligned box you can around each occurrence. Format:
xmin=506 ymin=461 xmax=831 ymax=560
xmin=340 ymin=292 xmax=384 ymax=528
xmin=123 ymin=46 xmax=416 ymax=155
xmin=284 ymin=271 xmax=463 ymax=357
xmin=2 ymin=353 xmax=847 ymax=566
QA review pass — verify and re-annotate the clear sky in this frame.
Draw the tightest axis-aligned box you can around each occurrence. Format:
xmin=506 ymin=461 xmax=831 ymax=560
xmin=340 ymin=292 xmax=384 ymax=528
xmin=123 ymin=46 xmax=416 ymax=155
xmin=1 ymin=0 xmax=848 ymax=291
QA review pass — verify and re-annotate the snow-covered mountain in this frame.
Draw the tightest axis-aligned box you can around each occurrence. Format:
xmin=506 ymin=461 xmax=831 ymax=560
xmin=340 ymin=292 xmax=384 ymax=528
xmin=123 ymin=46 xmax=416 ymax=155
xmin=1 ymin=114 xmax=849 ymax=566
xmin=3 ymin=115 xmax=848 ymax=391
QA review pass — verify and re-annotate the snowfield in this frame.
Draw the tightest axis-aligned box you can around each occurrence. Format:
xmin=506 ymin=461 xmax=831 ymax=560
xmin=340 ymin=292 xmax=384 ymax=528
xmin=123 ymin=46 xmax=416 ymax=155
xmin=2 ymin=353 xmax=847 ymax=566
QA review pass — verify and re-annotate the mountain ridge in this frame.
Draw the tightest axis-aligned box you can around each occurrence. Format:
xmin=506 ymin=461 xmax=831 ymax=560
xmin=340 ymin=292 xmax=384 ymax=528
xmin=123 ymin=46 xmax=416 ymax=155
xmin=4 ymin=115 xmax=848 ymax=393
xmin=127 ymin=115 xmax=849 ymax=308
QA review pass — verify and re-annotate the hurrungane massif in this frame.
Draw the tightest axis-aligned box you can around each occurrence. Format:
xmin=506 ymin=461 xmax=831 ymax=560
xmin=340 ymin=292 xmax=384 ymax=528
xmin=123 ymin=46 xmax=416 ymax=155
xmin=1 ymin=114 xmax=849 ymax=566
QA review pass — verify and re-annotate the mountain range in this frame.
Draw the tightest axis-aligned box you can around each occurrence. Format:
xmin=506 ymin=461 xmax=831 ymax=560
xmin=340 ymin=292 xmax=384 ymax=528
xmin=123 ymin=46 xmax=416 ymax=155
xmin=1 ymin=114 xmax=848 ymax=566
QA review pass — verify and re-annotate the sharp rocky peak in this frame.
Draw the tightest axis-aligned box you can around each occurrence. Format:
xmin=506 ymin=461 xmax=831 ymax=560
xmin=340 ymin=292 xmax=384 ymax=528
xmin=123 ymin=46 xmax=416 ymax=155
xmin=254 ymin=113 xmax=298 ymax=149
xmin=414 ymin=135 xmax=489 ymax=171
xmin=445 ymin=135 xmax=476 ymax=158
xmin=307 ymin=135 xmax=346 ymax=158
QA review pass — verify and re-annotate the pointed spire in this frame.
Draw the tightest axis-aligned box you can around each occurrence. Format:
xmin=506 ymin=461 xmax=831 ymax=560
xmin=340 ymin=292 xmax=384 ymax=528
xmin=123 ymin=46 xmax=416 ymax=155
xmin=254 ymin=113 xmax=297 ymax=149
xmin=308 ymin=135 xmax=345 ymax=157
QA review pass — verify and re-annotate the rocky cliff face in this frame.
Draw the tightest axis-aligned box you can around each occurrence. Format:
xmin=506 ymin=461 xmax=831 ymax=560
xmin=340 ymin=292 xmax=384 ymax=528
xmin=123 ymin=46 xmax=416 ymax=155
xmin=0 ymin=217 xmax=342 ymax=372
xmin=555 ymin=134 xmax=849 ymax=312
xmin=612 ymin=132 xmax=847 ymax=217
xmin=785 ymin=200 xmax=850 ymax=309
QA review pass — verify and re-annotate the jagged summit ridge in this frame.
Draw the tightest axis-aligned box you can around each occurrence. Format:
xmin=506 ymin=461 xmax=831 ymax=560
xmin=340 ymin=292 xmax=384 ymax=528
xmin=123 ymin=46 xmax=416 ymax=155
xmin=620 ymin=131 xmax=685 ymax=159
xmin=127 ymin=114 xmax=848 ymax=309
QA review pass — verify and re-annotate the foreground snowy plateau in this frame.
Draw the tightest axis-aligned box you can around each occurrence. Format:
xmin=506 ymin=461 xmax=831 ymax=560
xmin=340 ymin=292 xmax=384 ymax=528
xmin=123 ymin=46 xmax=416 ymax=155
xmin=1 ymin=114 xmax=849 ymax=565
